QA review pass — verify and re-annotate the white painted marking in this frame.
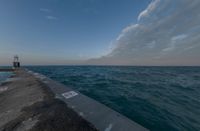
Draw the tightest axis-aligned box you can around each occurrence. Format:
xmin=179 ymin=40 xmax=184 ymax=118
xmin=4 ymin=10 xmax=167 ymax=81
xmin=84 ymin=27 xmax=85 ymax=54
xmin=62 ymin=91 xmax=78 ymax=99
xmin=105 ymin=124 xmax=113 ymax=131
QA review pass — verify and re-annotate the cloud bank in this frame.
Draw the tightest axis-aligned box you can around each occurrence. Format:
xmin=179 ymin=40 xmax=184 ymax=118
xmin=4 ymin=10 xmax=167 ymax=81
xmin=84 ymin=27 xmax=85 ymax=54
xmin=88 ymin=0 xmax=200 ymax=65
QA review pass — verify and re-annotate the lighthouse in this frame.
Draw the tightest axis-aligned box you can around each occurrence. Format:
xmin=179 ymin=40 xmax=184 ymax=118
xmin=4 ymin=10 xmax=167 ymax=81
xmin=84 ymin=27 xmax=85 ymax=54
xmin=13 ymin=55 xmax=20 ymax=69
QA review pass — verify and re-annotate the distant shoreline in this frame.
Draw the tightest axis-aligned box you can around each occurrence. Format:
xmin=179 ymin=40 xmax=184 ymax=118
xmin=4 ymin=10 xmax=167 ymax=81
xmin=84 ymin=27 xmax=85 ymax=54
xmin=0 ymin=68 xmax=14 ymax=72
xmin=1 ymin=65 xmax=200 ymax=67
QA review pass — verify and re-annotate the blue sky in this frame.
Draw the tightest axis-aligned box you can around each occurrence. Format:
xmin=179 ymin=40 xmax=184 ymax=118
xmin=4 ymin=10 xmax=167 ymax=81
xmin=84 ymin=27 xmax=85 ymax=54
xmin=0 ymin=0 xmax=150 ymax=65
xmin=0 ymin=0 xmax=200 ymax=65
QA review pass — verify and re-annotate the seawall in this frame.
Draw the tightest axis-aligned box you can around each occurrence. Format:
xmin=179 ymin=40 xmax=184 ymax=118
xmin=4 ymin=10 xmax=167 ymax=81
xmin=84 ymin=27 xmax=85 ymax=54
xmin=0 ymin=68 xmax=148 ymax=131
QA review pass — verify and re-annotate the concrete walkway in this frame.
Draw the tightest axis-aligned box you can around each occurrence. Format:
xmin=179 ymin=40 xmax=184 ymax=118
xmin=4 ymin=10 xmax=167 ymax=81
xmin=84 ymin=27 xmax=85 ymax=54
xmin=0 ymin=69 xmax=98 ymax=131
xmin=28 ymin=69 xmax=148 ymax=131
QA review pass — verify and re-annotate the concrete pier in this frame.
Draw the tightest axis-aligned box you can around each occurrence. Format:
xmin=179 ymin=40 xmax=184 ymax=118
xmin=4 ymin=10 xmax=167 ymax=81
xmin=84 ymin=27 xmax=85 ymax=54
xmin=27 ymin=69 xmax=148 ymax=131
xmin=0 ymin=69 xmax=148 ymax=131
xmin=0 ymin=69 xmax=98 ymax=131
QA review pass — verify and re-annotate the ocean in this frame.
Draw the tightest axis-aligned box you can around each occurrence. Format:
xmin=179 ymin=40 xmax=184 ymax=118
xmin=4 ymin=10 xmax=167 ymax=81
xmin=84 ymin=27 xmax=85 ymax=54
xmin=27 ymin=66 xmax=200 ymax=131
xmin=0 ymin=72 xmax=13 ymax=84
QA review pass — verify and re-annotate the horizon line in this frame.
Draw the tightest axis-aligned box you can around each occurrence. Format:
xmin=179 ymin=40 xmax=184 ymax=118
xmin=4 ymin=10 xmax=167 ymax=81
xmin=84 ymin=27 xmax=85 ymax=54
xmin=1 ymin=64 xmax=200 ymax=67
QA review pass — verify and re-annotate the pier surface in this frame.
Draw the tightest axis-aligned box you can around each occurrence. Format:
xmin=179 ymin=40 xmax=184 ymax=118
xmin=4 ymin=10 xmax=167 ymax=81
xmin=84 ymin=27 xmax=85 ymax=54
xmin=0 ymin=69 xmax=148 ymax=131
xmin=0 ymin=69 xmax=98 ymax=131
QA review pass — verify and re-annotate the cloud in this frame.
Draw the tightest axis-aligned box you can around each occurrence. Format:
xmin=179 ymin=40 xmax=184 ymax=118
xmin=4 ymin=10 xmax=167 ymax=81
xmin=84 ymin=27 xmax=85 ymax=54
xmin=171 ymin=34 xmax=187 ymax=41
xmin=162 ymin=34 xmax=188 ymax=52
xmin=138 ymin=0 xmax=160 ymax=21
xmin=146 ymin=40 xmax=156 ymax=49
xmin=40 ymin=8 xmax=51 ymax=13
xmin=39 ymin=8 xmax=58 ymax=20
xmin=46 ymin=15 xmax=58 ymax=20
xmin=89 ymin=0 xmax=200 ymax=65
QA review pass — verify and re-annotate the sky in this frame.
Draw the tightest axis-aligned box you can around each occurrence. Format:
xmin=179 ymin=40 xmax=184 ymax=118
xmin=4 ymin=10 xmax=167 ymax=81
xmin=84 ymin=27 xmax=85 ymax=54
xmin=0 ymin=0 xmax=200 ymax=66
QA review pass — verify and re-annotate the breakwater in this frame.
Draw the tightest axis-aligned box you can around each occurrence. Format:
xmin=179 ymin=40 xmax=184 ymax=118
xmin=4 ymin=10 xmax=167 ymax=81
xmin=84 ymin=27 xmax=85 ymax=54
xmin=0 ymin=68 xmax=148 ymax=131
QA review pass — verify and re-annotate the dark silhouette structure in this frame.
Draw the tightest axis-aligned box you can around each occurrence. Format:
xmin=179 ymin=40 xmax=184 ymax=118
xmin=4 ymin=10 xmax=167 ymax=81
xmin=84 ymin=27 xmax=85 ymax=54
xmin=13 ymin=55 xmax=20 ymax=68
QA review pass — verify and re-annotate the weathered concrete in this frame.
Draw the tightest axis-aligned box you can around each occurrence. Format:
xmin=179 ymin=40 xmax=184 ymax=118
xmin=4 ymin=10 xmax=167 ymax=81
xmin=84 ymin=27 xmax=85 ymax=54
xmin=0 ymin=70 xmax=44 ymax=128
xmin=27 ymin=69 xmax=149 ymax=131
xmin=0 ymin=69 xmax=98 ymax=131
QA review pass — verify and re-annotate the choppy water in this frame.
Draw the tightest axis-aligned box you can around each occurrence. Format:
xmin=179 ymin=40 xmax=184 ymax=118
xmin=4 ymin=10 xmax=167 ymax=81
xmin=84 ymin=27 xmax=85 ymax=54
xmin=27 ymin=66 xmax=200 ymax=131
xmin=0 ymin=72 xmax=13 ymax=84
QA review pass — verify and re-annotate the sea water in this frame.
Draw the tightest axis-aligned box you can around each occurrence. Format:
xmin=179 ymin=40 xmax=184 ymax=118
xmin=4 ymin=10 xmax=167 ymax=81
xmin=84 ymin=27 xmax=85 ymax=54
xmin=0 ymin=72 xmax=13 ymax=84
xmin=27 ymin=66 xmax=200 ymax=131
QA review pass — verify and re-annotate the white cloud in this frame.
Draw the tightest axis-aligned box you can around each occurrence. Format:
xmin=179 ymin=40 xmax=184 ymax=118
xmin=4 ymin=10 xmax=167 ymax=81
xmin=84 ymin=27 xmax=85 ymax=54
xmin=162 ymin=43 xmax=175 ymax=52
xmin=40 ymin=8 xmax=51 ymax=13
xmin=40 ymin=8 xmax=58 ymax=20
xmin=138 ymin=0 xmax=160 ymax=21
xmin=46 ymin=15 xmax=58 ymax=20
xmin=116 ymin=24 xmax=139 ymax=41
xmin=171 ymin=34 xmax=187 ymax=41
xmin=89 ymin=0 xmax=200 ymax=65
xmin=162 ymin=34 xmax=188 ymax=52
xmin=145 ymin=40 xmax=156 ymax=49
